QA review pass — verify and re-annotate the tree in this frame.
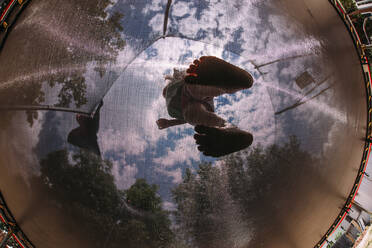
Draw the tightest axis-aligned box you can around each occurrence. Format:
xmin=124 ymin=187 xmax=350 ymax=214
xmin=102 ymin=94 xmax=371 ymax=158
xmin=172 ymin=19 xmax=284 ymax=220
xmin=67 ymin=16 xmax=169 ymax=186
xmin=125 ymin=178 xmax=175 ymax=248
xmin=339 ymin=0 xmax=358 ymax=13
xmin=126 ymin=179 xmax=162 ymax=213
xmin=326 ymin=240 xmax=335 ymax=248
xmin=0 ymin=221 xmax=7 ymax=232
xmin=173 ymin=164 xmax=248 ymax=248
xmin=38 ymin=149 xmax=174 ymax=248
xmin=173 ymin=136 xmax=317 ymax=248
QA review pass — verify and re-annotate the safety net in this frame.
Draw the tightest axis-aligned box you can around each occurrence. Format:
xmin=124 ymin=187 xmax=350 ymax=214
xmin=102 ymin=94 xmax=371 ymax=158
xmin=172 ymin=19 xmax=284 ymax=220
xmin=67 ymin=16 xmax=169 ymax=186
xmin=0 ymin=0 xmax=333 ymax=119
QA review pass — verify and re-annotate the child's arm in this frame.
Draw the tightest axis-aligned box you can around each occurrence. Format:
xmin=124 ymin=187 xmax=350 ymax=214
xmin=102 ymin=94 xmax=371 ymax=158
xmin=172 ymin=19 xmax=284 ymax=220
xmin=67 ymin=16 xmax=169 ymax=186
xmin=156 ymin=118 xmax=187 ymax=129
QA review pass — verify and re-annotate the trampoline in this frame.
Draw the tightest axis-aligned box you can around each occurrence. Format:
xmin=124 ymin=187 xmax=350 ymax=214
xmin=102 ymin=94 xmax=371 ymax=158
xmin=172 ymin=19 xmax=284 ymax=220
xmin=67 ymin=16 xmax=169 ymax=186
xmin=0 ymin=0 xmax=369 ymax=247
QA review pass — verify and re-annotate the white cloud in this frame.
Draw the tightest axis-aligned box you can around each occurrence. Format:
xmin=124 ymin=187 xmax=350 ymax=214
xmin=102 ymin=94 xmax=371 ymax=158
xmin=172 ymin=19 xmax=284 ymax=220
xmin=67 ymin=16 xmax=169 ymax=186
xmin=162 ymin=201 xmax=177 ymax=211
xmin=153 ymin=135 xmax=200 ymax=167
xmin=111 ymin=156 xmax=138 ymax=190
xmin=99 ymin=128 xmax=147 ymax=156
xmin=171 ymin=1 xmax=191 ymax=17
xmin=158 ymin=167 xmax=183 ymax=184
xmin=142 ymin=0 xmax=164 ymax=15
xmin=148 ymin=12 xmax=164 ymax=34
xmin=216 ymin=81 xmax=276 ymax=147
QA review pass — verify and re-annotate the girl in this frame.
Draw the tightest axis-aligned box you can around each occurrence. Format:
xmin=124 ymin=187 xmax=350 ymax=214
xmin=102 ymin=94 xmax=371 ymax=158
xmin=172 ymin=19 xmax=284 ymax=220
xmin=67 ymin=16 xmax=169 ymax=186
xmin=157 ymin=56 xmax=253 ymax=130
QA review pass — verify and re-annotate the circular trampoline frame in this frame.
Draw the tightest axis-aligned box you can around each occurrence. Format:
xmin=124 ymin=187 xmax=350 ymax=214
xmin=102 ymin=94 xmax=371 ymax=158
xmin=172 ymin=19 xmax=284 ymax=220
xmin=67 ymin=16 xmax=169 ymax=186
xmin=316 ymin=0 xmax=372 ymax=247
xmin=0 ymin=0 xmax=371 ymax=247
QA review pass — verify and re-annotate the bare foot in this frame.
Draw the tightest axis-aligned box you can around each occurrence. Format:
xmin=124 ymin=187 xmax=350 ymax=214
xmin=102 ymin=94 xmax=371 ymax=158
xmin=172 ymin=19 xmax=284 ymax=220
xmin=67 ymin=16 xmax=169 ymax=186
xmin=194 ymin=125 xmax=253 ymax=157
xmin=156 ymin=118 xmax=169 ymax=130
xmin=185 ymin=56 xmax=253 ymax=90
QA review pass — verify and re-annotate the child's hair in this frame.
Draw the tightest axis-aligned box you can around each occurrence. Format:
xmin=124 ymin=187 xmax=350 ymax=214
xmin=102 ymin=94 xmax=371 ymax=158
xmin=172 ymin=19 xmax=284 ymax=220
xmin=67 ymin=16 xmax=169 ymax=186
xmin=163 ymin=68 xmax=187 ymax=98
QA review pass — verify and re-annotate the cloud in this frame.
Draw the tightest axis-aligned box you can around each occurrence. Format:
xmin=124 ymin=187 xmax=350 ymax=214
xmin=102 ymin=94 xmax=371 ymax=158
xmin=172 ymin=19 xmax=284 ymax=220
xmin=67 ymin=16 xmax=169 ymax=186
xmin=142 ymin=0 xmax=164 ymax=15
xmin=99 ymin=128 xmax=147 ymax=156
xmin=158 ymin=167 xmax=183 ymax=184
xmin=111 ymin=156 xmax=138 ymax=190
xmin=153 ymin=135 xmax=200 ymax=167
xmin=216 ymin=82 xmax=276 ymax=147
xmin=162 ymin=201 xmax=177 ymax=211
xmin=171 ymin=1 xmax=191 ymax=17
xmin=148 ymin=12 xmax=164 ymax=34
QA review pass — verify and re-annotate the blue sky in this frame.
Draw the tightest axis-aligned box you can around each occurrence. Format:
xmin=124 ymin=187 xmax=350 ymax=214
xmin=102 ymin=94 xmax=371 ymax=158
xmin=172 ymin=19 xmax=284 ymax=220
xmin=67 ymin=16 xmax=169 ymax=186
xmin=91 ymin=0 xmax=341 ymax=207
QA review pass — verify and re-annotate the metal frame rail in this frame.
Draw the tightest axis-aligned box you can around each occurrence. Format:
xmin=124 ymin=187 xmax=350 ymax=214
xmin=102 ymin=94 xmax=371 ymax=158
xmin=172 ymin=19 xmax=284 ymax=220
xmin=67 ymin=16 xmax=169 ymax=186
xmin=0 ymin=0 xmax=31 ymax=51
xmin=0 ymin=191 xmax=34 ymax=248
xmin=316 ymin=1 xmax=372 ymax=247
xmin=0 ymin=1 xmax=370 ymax=247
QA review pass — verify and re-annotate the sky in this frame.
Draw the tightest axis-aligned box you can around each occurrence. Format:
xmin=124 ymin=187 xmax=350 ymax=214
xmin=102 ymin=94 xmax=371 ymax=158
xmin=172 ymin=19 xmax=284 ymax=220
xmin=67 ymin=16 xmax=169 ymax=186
xmin=91 ymin=0 xmax=344 ymax=206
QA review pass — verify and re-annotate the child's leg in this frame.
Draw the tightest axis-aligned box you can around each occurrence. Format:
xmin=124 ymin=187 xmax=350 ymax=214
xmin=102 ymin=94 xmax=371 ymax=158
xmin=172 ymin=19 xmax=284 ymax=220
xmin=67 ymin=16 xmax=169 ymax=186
xmin=185 ymin=56 xmax=254 ymax=91
xmin=183 ymin=102 xmax=226 ymax=127
xmin=194 ymin=125 xmax=253 ymax=157
xmin=185 ymin=84 xmax=241 ymax=100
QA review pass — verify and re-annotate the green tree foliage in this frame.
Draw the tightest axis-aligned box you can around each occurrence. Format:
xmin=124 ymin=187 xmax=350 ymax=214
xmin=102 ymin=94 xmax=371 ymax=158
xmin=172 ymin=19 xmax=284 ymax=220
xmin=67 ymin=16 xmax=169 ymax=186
xmin=225 ymin=136 xmax=315 ymax=211
xmin=0 ymin=222 xmax=6 ymax=231
xmin=326 ymin=240 xmax=335 ymax=248
xmin=39 ymin=149 xmax=174 ymax=248
xmin=173 ymin=164 xmax=248 ymax=248
xmin=335 ymin=231 xmax=343 ymax=241
xmin=337 ymin=0 xmax=372 ymax=61
xmin=339 ymin=0 xmax=372 ymax=43
xmin=126 ymin=179 xmax=162 ymax=212
xmin=173 ymin=137 xmax=316 ymax=248
xmin=339 ymin=0 xmax=358 ymax=13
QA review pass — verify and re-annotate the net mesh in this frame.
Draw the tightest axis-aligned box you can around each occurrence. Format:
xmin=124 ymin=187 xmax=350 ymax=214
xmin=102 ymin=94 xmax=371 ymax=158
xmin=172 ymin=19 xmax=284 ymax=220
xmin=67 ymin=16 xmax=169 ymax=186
xmin=0 ymin=0 xmax=328 ymax=119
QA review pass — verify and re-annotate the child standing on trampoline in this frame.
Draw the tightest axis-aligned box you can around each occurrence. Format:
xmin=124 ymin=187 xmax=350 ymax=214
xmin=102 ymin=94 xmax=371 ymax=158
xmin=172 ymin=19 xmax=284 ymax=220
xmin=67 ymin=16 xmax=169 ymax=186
xmin=156 ymin=56 xmax=254 ymax=129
